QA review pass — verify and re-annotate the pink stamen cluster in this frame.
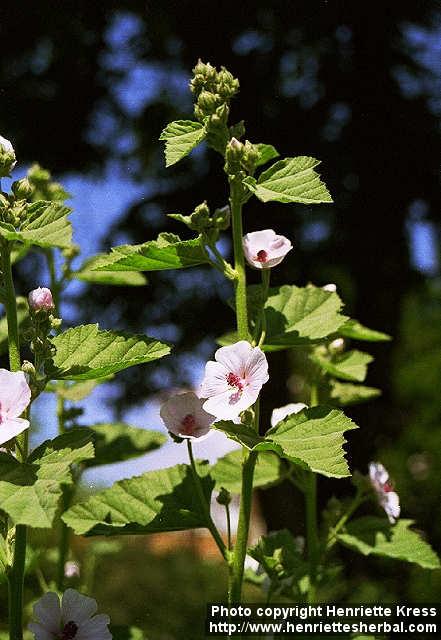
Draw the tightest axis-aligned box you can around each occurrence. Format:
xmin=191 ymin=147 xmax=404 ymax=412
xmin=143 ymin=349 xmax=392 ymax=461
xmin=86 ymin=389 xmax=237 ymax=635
xmin=59 ymin=621 xmax=78 ymax=640
xmin=226 ymin=372 xmax=244 ymax=391
xmin=180 ymin=414 xmax=196 ymax=435
xmin=256 ymin=249 xmax=268 ymax=263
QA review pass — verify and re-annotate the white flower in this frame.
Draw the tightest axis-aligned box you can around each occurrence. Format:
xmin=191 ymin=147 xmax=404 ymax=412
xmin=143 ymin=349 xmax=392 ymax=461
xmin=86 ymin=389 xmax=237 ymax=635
xmin=0 ymin=369 xmax=31 ymax=445
xmin=200 ymin=341 xmax=269 ymax=420
xmin=322 ymin=283 xmax=337 ymax=292
xmin=0 ymin=135 xmax=16 ymax=174
xmin=160 ymin=391 xmax=215 ymax=439
xmin=28 ymin=589 xmax=111 ymax=640
xmin=28 ymin=287 xmax=55 ymax=312
xmin=242 ymin=229 xmax=292 ymax=269
xmin=368 ymin=462 xmax=401 ymax=524
xmin=270 ymin=402 xmax=307 ymax=427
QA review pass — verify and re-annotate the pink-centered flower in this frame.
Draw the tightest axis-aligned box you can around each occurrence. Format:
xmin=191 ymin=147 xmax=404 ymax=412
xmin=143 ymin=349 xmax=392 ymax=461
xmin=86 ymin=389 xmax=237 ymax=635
xmin=242 ymin=229 xmax=292 ymax=269
xmin=28 ymin=287 xmax=55 ymax=312
xmin=160 ymin=391 xmax=215 ymax=439
xmin=0 ymin=369 xmax=31 ymax=445
xmin=200 ymin=341 xmax=269 ymax=420
xmin=270 ymin=402 xmax=307 ymax=428
xmin=29 ymin=589 xmax=111 ymax=640
xmin=368 ymin=461 xmax=400 ymax=524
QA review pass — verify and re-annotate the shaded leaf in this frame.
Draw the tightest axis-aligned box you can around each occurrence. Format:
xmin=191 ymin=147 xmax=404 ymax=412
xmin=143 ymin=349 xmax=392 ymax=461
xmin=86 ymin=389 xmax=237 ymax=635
xmin=71 ymin=255 xmax=147 ymax=287
xmin=159 ymin=120 xmax=206 ymax=167
xmin=254 ymin=143 xmax=280 ymax=168
xmin=339 ymin=319 xmax=391 ymax=342
xmin=48 ymin=324 xmax=171 ymax=380
xmin=243 ymin=156 xmax=332 ymax=204
xmin=62 ymin=464 xmax=214 ymax=536
xmin=210 ymin=450 xmax=284 ymax=493
xmin=249 ymin=529 xmax=306 ymax=581
xmin=329 ymin=381 xmax=381 ymax=406
xmin=83 ymin=423 xmax=166 ymax=467
xmin=311 ymin=350 xmax=373 ymax=382
xmin=53 ymin=380 xmax=106 ymax=402
xmin=337 ymin=517 xmax=440 ymax=570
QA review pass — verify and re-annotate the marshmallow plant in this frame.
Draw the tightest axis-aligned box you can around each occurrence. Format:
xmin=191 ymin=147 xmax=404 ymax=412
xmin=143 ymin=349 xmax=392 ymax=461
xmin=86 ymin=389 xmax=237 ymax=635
xmin=0 ymin=63 xmax=439 ymax=639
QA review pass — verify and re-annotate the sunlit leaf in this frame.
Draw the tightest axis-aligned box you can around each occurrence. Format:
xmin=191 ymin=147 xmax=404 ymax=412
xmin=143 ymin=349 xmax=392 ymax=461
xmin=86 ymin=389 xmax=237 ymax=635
xmin=243 ymin=156 xmax=332 ymax=204
xmin=159 ymin=120 xmax=206 ymax=167
xmin=83 ymin=423 xmax=166 ymax=467
xmin=0 ymin=201 xmax=72 ymax=248
xmin=254 ymin=143 xmax=280 ymax=168
xmin=329 ymin=381 xmax=381 ymax=406
xmin=71 ymin=255 xmax=147 ymax=286
xmin=209 ymin=450 xmax=284 ymax=493
xmin=48 ymin=324 xmax=171 ymax=380
xmin=339 ymin=319 xmax=391 ymax=342
xmin=311 ymin=350 xmax=373 ymax=382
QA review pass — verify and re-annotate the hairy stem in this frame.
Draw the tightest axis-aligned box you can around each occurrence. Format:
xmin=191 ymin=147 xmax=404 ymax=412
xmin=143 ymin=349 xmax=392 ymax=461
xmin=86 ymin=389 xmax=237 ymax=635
xmin=305 ymin=382 xmax=319 ymax=603
xmin=229 ymin=177 xmax=249 ymax=340
xmin=2 ymin=241 xmax=26 ymax=640
xmin=56 ymin=395 xmax=73 ymax=590
xmin=186 ymin=440 xmax=227 ymax=560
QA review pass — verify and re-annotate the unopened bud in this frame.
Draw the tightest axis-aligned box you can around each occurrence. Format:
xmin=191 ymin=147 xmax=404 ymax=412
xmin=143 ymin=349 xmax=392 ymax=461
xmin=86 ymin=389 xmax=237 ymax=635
xmin=28 ymin=287 xmax=55 ymax=312
xmin=0 ymin=136 xmax=16 ymax=177
xmin=197 ymin=90 xmax=219 ymax=115
xmin=216 ymin=487 xmax=232 ymax=506
xmin=329 ymin=337 xmax=345 ymax=354
xmin=225 ymin=137 xmax=244 ymax=174
xmin=21 ymin=360 xmax=36 ymax=378
xmin=190 ymin=201 xmax=211 ymax=229
xmin=323 ymin=283 xmax=337 ymax=293
xmin=12 ymin=177 xmax=34 ymax=201
xmin=212 ymin=205 xmax=230 ymax=231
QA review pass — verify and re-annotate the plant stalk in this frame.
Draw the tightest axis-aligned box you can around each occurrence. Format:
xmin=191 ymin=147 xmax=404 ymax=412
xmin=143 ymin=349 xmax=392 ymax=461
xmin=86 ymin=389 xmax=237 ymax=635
xmin=1 ymin=241 xmax=26 ymax=640
xmin=305 ymin=382 xmax=319 ymax=603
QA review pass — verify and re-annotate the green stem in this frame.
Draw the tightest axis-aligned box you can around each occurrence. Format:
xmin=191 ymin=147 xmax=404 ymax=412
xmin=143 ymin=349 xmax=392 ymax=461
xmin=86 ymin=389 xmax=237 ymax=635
xmin=1 ymin=241 xmax=26 ymax=640
xmin=46 ymin=249 xmax=60 ymax=312
xmin=229 ymin=177 xmax=248 ymax=340
xmin=326 ymin=492 xmax=367 ymax=551
xmin=229 ymin=449 xmax=258 ymax=604
xmin=225 ymin=503 xmax=232 ymax=551
xmin=56 ymin=395 xmax=72 ymax=590
xmin=186 ymin=440 xmax=227 ymax=561
xmin=257 ymin=269 xmax=270 ymax=347
xmin=305 ymin=382 xmax=319 ymax=603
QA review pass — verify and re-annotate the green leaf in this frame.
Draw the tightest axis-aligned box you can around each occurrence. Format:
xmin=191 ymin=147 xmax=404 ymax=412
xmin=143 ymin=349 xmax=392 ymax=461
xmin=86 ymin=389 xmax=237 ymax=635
xmin=110 ymin=626 xmax=146 ymax=640
xmin=267 ymin=406 xmax=358 ymax=478
xmin=62 ymin=464 xmax=214 ymax=536
xmin=249 ymin=529 xmax=306 ymax=581
xmin=311 ymin=350 xmax=373 ymax=382
xmin=71 ymin=255 xmax=147 ymax=287
xmin=215 ymin=407 xmax=357 ymax=479
xmin=48 ymin=324 xmax=171 ymax=380
xmin=337 ymin=517 xmax=440 ymax=570
xmin=159 ymin=120 xmax=206 ymax=167
xmin=329 ymin=381 xmax=381 ymax=406
xmin=82 ymin=424 xmax=166 ymax=467
xmin=258 ymin=285 xmax=348 ymax=350
xmin=0 ymin=201 xmax=72 ymax=248
xmin=210 ymin=450 xmax=284 ymax=493
xmin=339 ymin=319 xmax=391 ymax=342
xmin=0 ymin=431 xmax=94 ymax=528
xmin=53 ymin=379 xmax=106 ymax=402
xmin=254 ymin=143 xmax=280 ymax=168
xmin=243 ymin=156 xmax=332 ymax=204
xmin=89 ymin=235 xmax=208 ymax=273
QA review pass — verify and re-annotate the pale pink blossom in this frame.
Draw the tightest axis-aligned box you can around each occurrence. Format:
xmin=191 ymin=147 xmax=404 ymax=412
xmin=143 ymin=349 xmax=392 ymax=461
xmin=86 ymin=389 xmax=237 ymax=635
xmin=28 ymin=287 xmax=55 ymax=312
xmin=270 ymin=402 xmax=307 ymax=427
xmin=369 ymin=462 xmax=400 ymax=524
xmin=200 ymin=341 xmax=269 ymax=420
xmin=64 ymin=561 xmax=80 ymax=579
xmin=323 ymin=283 xmax=337 ymax=292
xmin=242 ymin=229 xmax=292 ymax=269
xmin=0 ymin=369 xmax=31 ymax=445
xmin=29 ymin=589 xmax=111 ymax=640
xmin=160 ymin=391 xmax=215 ymax=439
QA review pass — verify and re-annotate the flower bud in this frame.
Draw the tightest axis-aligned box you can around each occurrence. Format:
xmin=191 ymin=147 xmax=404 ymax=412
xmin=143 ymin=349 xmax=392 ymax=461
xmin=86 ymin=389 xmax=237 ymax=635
xmin=64 ymin=560 xmax=80 ymax=578
xmin=328 ymin=337 xmax=345 ymax=354
xmin=197 ymin=90 xmax=220 ymax=115
xmin=28 ymin=287 xmax=55 ymax=312
xmin=225 ymin=137 xmax=244 ymax=174
xmin=212 ymin=205 xmax=230 ymax=231
xmin=0 ymin=136 xmax=16 ymax=177
xmin=323 ymin=283 xmax=337 ymax=293
xmin=216 ymin=487 xmax=232 ymax=506
xmin=12 ymin=177 xmax=34 ymax=201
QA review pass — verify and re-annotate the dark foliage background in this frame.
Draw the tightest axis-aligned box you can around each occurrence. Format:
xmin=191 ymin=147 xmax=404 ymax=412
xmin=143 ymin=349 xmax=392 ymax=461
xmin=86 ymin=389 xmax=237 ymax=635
xmin=1 ymin=0 xmax=440 ymax=614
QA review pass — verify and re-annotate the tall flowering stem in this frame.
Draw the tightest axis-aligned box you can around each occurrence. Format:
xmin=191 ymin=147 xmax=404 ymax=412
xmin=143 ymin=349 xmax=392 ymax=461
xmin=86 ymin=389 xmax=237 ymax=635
xmin=1 ymin=240 xmax=27 ymax=640
xmin=228 ymin=174 xmax=258 ymax=604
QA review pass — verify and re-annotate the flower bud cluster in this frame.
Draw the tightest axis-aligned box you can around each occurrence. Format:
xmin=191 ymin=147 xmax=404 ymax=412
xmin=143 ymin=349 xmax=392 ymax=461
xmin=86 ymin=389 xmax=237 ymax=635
xmin=27 ymin=163 xmax=69 ymax=202
xmin=224 ymin=137 xmax=260 ymax=176
xmin=26 ymin=287 xmax=61 ymax=381
xmin=190 ymin=61 xmax=239 ymax=122
xmin=170 ymin=201 xmax=230 ymax=238
xmin=0 ymin=136 xmax=16 ymax=178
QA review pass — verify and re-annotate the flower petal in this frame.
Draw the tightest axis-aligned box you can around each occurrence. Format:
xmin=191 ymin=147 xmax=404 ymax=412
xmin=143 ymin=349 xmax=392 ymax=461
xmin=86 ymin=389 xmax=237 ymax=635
xmin=0 ymin=370 xmax=31 ymax=418
xmin=76 ymin=614 xmax=112 ymax=640
xmin=61 ymin=588 xmax=97 ymax=624
xmin=32 ymin=592 xmax=61 ymax=633
xmin=215 ymin=341 xmax=253 ymax=375
xmin=243 ymin=346 xmax=268 ymax=383
xmin=199 ymin=361 xmax=229 ymax=398
xmin=0 ymin=417 xmax=30 ymax=445
xmin=271 ymin=403 xmax=307 ymax=427
xmin=28 ymin=622 xmax=57 ymax=640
